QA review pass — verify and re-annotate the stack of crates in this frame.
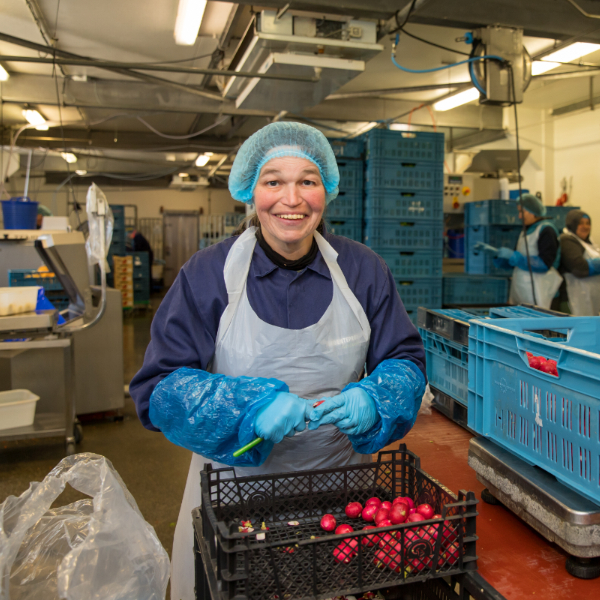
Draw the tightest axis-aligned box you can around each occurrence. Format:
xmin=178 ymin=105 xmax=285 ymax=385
xmin=112 ymin=255 xmax=134 ymax=308
xmin=130 ymin=251 xmax=150 ymax=305
xmin=465 ymin=200 xmax=579 ymax=275
xmin=326 ymin=138 xmax=364 ymax=241
xmin=363 ymin=129 xmax=445 ymax=324
xmin=110 ymin=205 xmax=126 ymax=255
xmin=8 ymin=268 xmax=70 ymax=310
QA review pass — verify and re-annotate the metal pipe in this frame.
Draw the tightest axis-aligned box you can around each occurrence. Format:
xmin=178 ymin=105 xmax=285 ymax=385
xmin=326 ymin=82 xmax=465 ymax=100
xmin=0 ymin=55 xmax=321 ymax=83
xmin=23 ymin=149 xmax=33 ymax=198
xmin=564 ymin=0 xmax=600 ymax=20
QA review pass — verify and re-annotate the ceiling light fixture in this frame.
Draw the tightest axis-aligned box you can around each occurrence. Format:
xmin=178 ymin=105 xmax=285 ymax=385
xmin=174 ymin=0 xmax=207 ymax=46
xmin=178 ymin=172 xmax=189 ymax=177
xmin=533 ymin=42 xmax=600 ymax=76
xmin=433 ymin=87 xmax=480 ymax=112
xmin=61 ymin=152 xmax=77 ymax=164
xmin=0 ymin=65 xmax=9 ymax=81
xmin=389 ymin=123 xmax=411 ymax=131
xmin=195 ymin=153 xmax=211 ymax=167
xmin=75 ymin=170 xmax=87 ymax=176
xmin=22 ymin=109 xmax=49 ymax=130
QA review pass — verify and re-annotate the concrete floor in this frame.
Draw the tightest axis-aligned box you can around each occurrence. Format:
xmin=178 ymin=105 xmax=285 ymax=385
xmin=0 ymin=296 xmax=191 ymax=561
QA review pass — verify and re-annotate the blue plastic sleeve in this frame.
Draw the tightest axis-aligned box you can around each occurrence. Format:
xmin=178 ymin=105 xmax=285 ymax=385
xmin=149 ymin=367 xmax=288 ymax=467
xmin=587 ymin=258 xmax=600 ymax=276
xmin=492 ymin=257 xmax=511 ymax=269
xmin=509 ymin=252 xmax=549 ymax=272
xmin=342 ymin=359 xmax=426 ymax=454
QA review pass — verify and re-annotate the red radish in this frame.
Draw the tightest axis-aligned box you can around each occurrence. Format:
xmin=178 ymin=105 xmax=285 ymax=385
xmin=377 ymin=532 xmax=396 ymax=548
xmin=361 ymin=525 xmax=378 ymax=547
xmin=377 ymin=518 xmax=393 ymax=528
xmin=404 ymin=530 xmax=433 ymax=571
xmin=394 ymin=496 xmax=415 ymax=510
xmin=540 ymin=360 xmax=558 ymax=376
xmin=345 ymin=502 xmax=363 ymax=519
xmin=433 ymin=514 xmax=442 ymax=519
xmin=374 ymin=546 xmax=402 ymax=572
xmin=374 ymin=507 xmax=390 ymax=525
xmin=335 ymin=524 xmax=354 ymax=535
xmin=380 ymin=501 xmax=392 ymax=511
xmin=365 ymin=497 xmax=382 ymax=508
xmin=389 ymin=503 xmax=408 ymax=524
xmin=416 ymin=504 xmax=434 ymax=519
xmin=407 ymin=513 xmax=425 ymax=523
xmin=333 ymin=542 xmax=355 ymax=563
xmin=441 ymin=542 xmax=460 ymax=566
xmin=441 ymin=521 xmax=458 ymax=546
xmin=361 ymin=504 xmax=378 ymax=522
xmin=408 ymin=508 xmax=417 ymax=515
xmin=320 ymin=514 xmax=336 ymax=531
xmin=528 ymin=355 xmax=545 ymax=370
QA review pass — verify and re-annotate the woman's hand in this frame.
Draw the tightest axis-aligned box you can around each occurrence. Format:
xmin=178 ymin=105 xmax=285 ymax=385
xmin=308 ymin=389 xmax=379 ymax=436
xmin=255 ymin=393 xmax=313 ymax=444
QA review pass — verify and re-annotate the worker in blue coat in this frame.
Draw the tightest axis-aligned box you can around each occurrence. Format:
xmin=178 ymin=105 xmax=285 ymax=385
xmin=130 ymin=122 xmax=426 ymax=600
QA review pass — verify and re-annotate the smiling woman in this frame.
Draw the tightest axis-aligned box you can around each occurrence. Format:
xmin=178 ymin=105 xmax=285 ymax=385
xmin=129 ymin=121 xmax=427 ymax=600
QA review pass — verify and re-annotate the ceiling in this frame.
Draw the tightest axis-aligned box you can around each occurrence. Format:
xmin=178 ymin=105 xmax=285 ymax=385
xmin=2 ymin=0 xmax=600 ymax=190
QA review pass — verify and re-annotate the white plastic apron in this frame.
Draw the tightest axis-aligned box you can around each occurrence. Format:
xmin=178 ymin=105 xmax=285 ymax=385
xmin=562 ymin=229 xmax=600 ymax=316
xmin=171 ymin=227 xmax=371 ymax=600
xmin=509 ymin=223 xmax=562 ymax=309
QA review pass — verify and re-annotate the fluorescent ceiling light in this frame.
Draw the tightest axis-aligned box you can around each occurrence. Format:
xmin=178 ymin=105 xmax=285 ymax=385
xmin=0 ymin=65 xmax=9 ymax=81
xmin=195 ymin=153 xmax=211 ymax=167
xmin=389 ymin=123 xmax=411 ymax=131
xmin=61 ymin=152 xmax=77 ymax=164
xmin=533 ymin=42 xmax=600 ymax=76
xmin=178 ymin=172 xmax=189 ymax=177
xmin=174 ymin=0 xmax=207 ymax=45
xmin=22 ymin=109 xmax=48 ymax=130
xmin=433 ymin=88 xmax=479 ymax=112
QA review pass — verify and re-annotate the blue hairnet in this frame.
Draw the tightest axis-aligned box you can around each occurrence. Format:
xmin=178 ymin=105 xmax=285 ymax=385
xmin=228 ymin=122 xmax=340 ymax=205
xmin=520 ymin=193 xmax=546 ymax=217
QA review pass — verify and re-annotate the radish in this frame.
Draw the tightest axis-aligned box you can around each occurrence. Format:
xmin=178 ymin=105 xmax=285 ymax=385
xmin=377 ymin=518 xmax=393 ymax=528
xmin=540 ymin=360 xmax=558 ymax=376
xmin=374 ymin=546 xmax=402 ymax=573
xmin=394 ymin=496 xmax=415 ymax=510
xmin=441 ymin=542 xmax=460 ymax=566
xmin=441 ymin=520 xmax=458 ymax=546
xmin=416 ymin=504 xmax=434 ymax=519
xmin=380 ymin=501 xmax=392 ymax=511
xmin=408 ymin=508 xmax=417 ymax=515
xmin=345 ymin=502 xmax=363 ymax=519
xmin=377 ymin=532 xmax=396 ymax=549
xmin=335 ymin=524 xmax=354 ymax=535
xmin=404 ymin=529 xmax=433 ymax=572
xmin=374 ymin=507 xmax=390 ymax=525
xmin=320 ymin=514 xmax=336 ymax=532
xmin=432 ymin=514 xmax=442 ymax=519
xmin=389 ymin=503 xmax=408 ymax=524
xmin=361 ymin=525 xmax=378 ymax=547
xmin=361 ymin=504 xmax=378 ymax=522
xmin=528 ymin=355 xmax=545 ymax=370
xmin=333 ymin=541 xmax=355 ymax=563
xmin=407 ymin=513 xmax=425 ymax=523
xmin=365 ymin=497 xmax=382 ymax=508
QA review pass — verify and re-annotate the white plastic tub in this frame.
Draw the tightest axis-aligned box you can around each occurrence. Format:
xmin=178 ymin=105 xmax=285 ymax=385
xmin=0 ymin=286 xmax=40 ymax=316
xmin=0 ymin=389 xmax=40 ymax=430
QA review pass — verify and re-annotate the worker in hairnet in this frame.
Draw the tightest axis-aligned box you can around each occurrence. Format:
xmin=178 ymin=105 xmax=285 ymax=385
xmin=557 ymin=210 xmax=600 ymax=315
xmin=130 ymin=122 xmax=426 ymax=600
xmin=474 ymin=194 xmax=562 ymax=308
xmin=36 ymin=204 xmax=52 ymax=228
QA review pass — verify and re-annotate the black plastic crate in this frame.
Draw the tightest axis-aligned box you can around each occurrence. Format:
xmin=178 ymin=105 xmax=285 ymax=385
xmin=198 ymin=447 xmax=478 ymax=600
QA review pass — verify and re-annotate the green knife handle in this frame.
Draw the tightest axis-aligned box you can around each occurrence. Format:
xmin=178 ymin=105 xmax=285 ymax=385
xmin=233 ymin=437 xmax=263 ymax=458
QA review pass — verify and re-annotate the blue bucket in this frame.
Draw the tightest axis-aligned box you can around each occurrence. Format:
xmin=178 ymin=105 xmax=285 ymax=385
xmin=1 ymin=197 xmax=39 ymax=229
xmin=447 ymin=229 xmax=465 ymax=258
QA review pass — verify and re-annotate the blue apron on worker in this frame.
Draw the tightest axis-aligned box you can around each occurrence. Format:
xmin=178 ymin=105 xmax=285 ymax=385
xmin=171 ymin=226 xmax=372 ymax=600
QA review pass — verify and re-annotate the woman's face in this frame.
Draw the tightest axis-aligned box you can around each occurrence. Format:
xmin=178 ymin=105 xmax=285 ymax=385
xmin=576 ymin=217 xmax=591 ymax=240
xmin=254 ymin=156 xmax=326 ymax=258
xmin=518 ymin=207 xmax=538 ymax=226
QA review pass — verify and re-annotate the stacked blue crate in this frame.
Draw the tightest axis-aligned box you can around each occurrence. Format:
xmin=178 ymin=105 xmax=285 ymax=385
xmin=129 ymin=251 xmax=150 ymax=305
xmin=106 ymin=204 xmax=126 ymax=288
xmin=363 ymin=129 xmax=444 ymax=324
xmin=326 ymin=146 xmax=364 ymax=240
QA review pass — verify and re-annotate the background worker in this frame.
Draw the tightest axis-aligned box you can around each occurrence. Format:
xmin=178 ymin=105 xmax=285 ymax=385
xmin=129 ymin=122 xmax=427 ymax=600
xmin=557 ymin=209 xmax=600 ymax=315
xmin=474 ymin=194 xmax=561 ymax=308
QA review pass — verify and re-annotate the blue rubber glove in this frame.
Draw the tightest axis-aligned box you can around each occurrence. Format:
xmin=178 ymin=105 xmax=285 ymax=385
xmin=496 ymin=247 xmax=515 ymax=261
xmin=588 ymin=258 xmax=600 ymax=275
xmin=473 ymin=242 xmax=498 ymax=255
xmin=308 ymin=388 xmax=380 ymax=436
xmin=509 ymin=252 xmax=549 ymax=272
xmin=254 ymin=392 xmax=312 ymax=444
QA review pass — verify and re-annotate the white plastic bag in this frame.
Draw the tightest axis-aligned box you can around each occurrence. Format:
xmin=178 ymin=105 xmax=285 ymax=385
xmin=418 ymin=384 xmax=434 ymax=416
xmin=0 ymin=453 xmax=169 ymax=600
xmin=85 ymin=183 xmax=114 ymax=270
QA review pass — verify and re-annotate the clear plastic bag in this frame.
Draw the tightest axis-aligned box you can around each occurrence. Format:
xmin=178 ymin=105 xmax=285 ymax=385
xmin=0 ymin=453 xmax=169 ymax=600
xmin=84 ymin=183 xmax=113 ymax=271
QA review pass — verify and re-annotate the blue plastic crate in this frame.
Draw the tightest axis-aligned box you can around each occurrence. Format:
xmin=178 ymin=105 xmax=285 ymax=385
xmin=468 ymin=316 xmax=600 ymax=503
xmin=443 ymin=274 xmax=510 ymax=306
xmin=326 ymin=191 xmax=363 ymax=219
xmin=329 ymin=138 xmax=364 ymax=159
xmin=365 ymin=160 xmax=443 ymax=192
xmin=545 ymin=206 xmax=580 ymax=231
xmin=378 ymin=249 xmax=442 ymax=278
xmin=464 ymin=200 xmax=520 ymax=226
xmin=8 ymin=269 xmax=63 ymax=291
xmin=364 ymin=190 xmax=443 ymax=221
xmin=489 ymin=306 xmax=569 ymax=319
xmin=365 ymin=130 xmax=445 ymax=163
xmin=326 ymin=217 xmax=363 ymax=242
xmin=337 ymin=160 xmax=364 ymax=191
xmin=419 ymin=328 xmax=469 ymax=405
xmin=465 ymin=225 xmax=521 ymax=275
xmin=396 ymin=277 xmax=442 ymax=309
xmin=364 ymin=219 xmax=444 ymax=250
